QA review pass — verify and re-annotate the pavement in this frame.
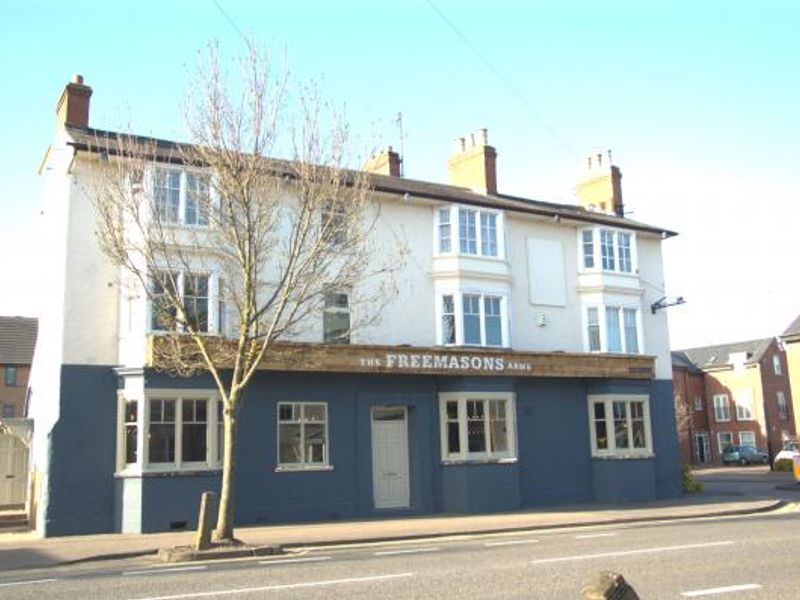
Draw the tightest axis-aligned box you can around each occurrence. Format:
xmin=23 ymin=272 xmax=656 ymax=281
xmin=0 ymin=485 xmax=791 ymax=572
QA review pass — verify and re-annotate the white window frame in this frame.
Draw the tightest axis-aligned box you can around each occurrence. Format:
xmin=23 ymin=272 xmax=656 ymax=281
xmin=588 ymin=394 xmax=653 ymax=458
xmin=439 ymin=392 xmax=517 ymax=463
xmin=148 ymin=270 xmax=222 ymax=334
xmin=773 ymin=354 xmax=783 ymax=376
xmin=693 ymin=395 xmax=703 ymax=412
xmin=777 ymin=391 xmax=788 ymax=421
xmin=151 ymin=167 xmax=212 ymax=227
xmin=739 ymin=431 xmax=756 ymax=447
xmin=734 ymin=389 xmax=754 ymax=421
xmin=435 ymin=205 xmax=505 ymax=260
xmin=116 ymin=389 xmax=221 ymax=474
xmin=717 ymin=431 xmax=733 ymax=453
xmin=276 ymin=402 xmax=331 ymax=471
xmin=323 ymin=291 xmax=350 ymax=344
xmin=578 ymin=228 xmax=638 ymax=274
xmin=713 ymin=394 xmax=731 ymax=422
xmin=436 ymin=290 xmax=509 ymax=348
xmin=583 ymin=304 xmax=643 ymax=354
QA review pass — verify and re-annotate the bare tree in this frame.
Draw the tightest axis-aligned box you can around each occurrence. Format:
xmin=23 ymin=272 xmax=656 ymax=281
xmin=90 ymin=42 xmax=404 ymax=543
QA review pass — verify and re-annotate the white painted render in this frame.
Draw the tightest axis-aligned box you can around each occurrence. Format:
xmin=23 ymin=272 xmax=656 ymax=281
xmin=41 ymin=142 xmax=675 ymax=378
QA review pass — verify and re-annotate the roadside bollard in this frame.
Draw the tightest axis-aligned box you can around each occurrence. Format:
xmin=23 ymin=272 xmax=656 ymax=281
xmin=194 ymin=491 xmax=218 ymax=551
xmin=581 ymin=572 xmax=640 ymax=600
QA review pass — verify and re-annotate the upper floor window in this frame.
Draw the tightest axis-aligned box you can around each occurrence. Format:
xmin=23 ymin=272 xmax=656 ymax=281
xmin=153 ymin=169 xmax=210 ymax=226
xmin=323 ymin=292 xmax=350 ymax=344
xmin=437 ymin=206 xmax=503 ymax=259
xmin=150 ymin=271 xmax=212 ymax=333
xmin=693 ymin=395 xmax=704 ymax=412
xmin=4 ymin=366 xmax=16 ymax=387
xmin=438 ymin=292 xmax=507 ymax=347
xmin=321 ymin=199 xmax=347 ymax=245
xmin=580 ymin=228 xmax=636 ymax=274
xmin=734 ymin=390 xmax=754 ymax=421
xmin=778 ymin=391 xmax=789 ymax=420
xmin=584 ymin=305 xmax=641 ymax=354
xmin=713 ymin=394 xmax=730 ymax=422
xmin=773 ymin=354 xmax=783 ymax=376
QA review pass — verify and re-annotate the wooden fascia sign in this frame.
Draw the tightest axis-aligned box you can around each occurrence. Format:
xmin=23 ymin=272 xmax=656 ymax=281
xmin=147 ymin=336 xmax=655 ymax=380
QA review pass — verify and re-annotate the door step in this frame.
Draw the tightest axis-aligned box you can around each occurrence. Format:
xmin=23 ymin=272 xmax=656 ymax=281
xmin=0 ymin=509 xmax=29 ymax=531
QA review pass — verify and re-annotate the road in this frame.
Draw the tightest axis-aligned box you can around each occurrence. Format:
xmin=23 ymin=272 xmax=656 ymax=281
xmin=1 ymin=505 xmax=799 ymax=599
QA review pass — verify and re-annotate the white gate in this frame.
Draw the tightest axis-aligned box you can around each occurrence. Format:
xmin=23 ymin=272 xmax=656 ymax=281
xmin=0 ymin=433 xmax=28 ymax=506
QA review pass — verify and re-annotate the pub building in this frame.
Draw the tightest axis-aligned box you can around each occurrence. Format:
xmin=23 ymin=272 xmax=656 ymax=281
xmin=28 ymin=76 xmax=680 ymax=536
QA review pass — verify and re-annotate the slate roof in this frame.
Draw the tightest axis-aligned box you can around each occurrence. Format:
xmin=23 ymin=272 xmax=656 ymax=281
xmin=0 ymin=317 xmax=38 ymax=365
xmin=671 ymin=351 xmax=703 ymax=374
xmin=782 ymin=314 xmax=800 ymax=341
xmin=63 ymin=126 xmax=677 ymax=238
xmin=675 ymin=338 xmax=773 ymax=370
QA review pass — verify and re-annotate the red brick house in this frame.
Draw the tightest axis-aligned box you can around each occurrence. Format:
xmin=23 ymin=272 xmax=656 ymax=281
xmin=672 ymin=338 xmax=794 ymax=465
xmin=0 ymin=317 xmax=37 ymax=420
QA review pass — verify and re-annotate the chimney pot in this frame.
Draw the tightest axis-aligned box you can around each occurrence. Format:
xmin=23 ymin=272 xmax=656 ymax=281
xmin=72 ymin=74 xmax=84 ymax=85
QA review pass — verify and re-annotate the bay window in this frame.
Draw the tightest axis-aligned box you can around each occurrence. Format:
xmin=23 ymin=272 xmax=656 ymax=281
xmin=580 ymin=228 xmax=636 ymax=274
xmin=436 ymin=205 xmax=503 ymax=259
xmin=439 ymin=393 xmax=516 ymax=462
xmin=439 ymin=291 xmax=508 ymax=347
xmin=589 ymin=395 xmax=652 ymax=458
xmin=584 ymin=305 xmax=641 ymax=354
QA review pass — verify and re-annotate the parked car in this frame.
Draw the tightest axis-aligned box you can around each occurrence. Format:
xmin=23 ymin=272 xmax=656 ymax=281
xmin=721 ymin=445 xmax=769 ymax=465
xmin=773 ymin=440 xmax=799 ymax=467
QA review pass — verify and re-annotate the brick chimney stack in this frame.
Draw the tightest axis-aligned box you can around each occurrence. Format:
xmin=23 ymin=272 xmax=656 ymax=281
xmin=575 ymin=150 xmax=624 ymax=217
xmin=56 ymin=74 xmax=92 ymax=129
xmin=364 ymin=146 xmax=402 ymax=177
xmin=447 ymin=128 xmax=497 ymax=195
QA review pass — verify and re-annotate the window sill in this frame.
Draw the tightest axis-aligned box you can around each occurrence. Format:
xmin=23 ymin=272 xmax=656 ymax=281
xmin=591 ymin=452 xmax=654 ymax=461
xmin=441 ymin=457 xmax=517 ymax=466
xmin=115 ymin=467 xmax=222 ymax=478
xmin=275 ymin=464 xmax=334 ymax=473
xmin=434 ymin=252 xmax=505 ymax=261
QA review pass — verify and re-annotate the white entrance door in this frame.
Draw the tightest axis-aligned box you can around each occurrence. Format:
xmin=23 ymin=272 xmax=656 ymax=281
xmin=371 ymin=407 xmax=410 ymax=510
xmin=0 ymin=433 xmax=28 ymax=506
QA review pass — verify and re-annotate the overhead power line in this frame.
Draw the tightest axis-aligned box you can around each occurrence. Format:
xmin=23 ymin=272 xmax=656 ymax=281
xmin=425 ymin=0 xmax=578 ymax=159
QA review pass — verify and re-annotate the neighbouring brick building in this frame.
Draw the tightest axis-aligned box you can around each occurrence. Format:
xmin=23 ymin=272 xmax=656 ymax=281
xmin=781 ymin=315 xmax=800 ymax=438
xmin=0 ymin=317 xmax=38 ymax=419
xmin=672 ymin=338 xmax=795 ymax=465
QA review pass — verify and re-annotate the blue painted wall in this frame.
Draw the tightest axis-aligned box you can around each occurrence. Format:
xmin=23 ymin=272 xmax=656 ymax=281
xmin=44 ymin=366 xmax=681 ymax=536
xmin=45 ymin=365 xmax=117 ymax=536
xmin=517 ymin=379 xmax=593 ymax=506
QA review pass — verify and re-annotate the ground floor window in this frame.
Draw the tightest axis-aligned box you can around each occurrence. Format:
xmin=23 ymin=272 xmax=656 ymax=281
xmin=739 ymin=431 xmax=756 ymax=447
xmin=277 ymin=402 xmax=329 ymax=470
xmin=438 ymin=392 xmax=516 ymax=462
xmin=117 ymin=390 xmax=221 ymax=473
xmin=588 ymin=394 xmax=652 ymax=458
xmin=717 ymin=431 xmax=733 ymax=453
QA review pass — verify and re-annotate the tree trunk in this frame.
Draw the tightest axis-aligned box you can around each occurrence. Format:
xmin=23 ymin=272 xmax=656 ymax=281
xmin=213 ymin=399 xmax=237 ymax=542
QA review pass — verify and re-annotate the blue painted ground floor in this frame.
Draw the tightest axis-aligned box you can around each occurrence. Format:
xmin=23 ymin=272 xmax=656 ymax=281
xmin=38 ymin=365 xmax=681 ymax=536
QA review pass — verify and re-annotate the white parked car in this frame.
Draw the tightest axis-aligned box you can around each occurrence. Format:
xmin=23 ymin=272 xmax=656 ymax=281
xmin=773 ymin=441 xmax=799 ymax=466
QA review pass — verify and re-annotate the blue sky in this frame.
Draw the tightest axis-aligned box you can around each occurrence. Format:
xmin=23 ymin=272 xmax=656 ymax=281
xmin=1 ymin=0 xmax=798 ymax=348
